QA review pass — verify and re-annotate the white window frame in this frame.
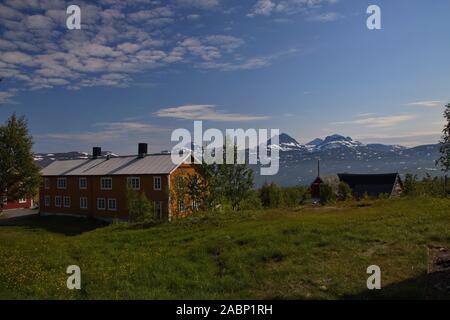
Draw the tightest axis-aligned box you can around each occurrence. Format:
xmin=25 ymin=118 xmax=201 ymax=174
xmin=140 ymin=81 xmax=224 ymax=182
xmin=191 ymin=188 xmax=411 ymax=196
xmin=153 ymin=176 xmax=162 ymax=191
xmin=80 ymin=197 xmax=88 ymax=209
xmin=79 ymin=177 xmax=87 ymax=190
xmin=100 ymin=177 xmax=112 ymax=190
xmin=44 ymin=195 xmax=50 ymax=207
xmin=97 ymin=198 xmax=106 ymax=210
xmin=55 ymin=196 xmax=62 ymax=208
xmin=63 ymin=196 xmax=71 ymax=208
xmin=178 ymin=200 xmax=185 ymax=213
xmin=127 ymin=177 xmax=140 ymax=190
xmin=57 ymin=178 xmax=67 ymax=189
xmin=154 ymin=201 xmax=163 ymax=220
xmin=19 ymin=198 xmax=27 ymax=204
xmin=44 ymin=178 xmax=50 ymax=189
xmin=108 ymin=198 xmax=117 ymax=211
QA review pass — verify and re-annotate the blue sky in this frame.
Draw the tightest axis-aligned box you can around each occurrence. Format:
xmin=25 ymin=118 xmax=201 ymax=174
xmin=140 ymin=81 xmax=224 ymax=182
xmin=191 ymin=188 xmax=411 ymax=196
xmin=0 ymin=0 xmax=449 ymax=154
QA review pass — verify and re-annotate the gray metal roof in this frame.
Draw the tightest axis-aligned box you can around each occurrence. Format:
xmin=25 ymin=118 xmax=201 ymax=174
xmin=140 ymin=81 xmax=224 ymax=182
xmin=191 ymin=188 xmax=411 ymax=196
xmin=41 ymin=154 xmax=185 ymax=176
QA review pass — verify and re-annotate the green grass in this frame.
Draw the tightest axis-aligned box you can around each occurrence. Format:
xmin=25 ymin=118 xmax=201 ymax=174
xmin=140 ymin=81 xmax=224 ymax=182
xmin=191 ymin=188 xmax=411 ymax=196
xmin=0 ymin=197 xmax=449 ymax=300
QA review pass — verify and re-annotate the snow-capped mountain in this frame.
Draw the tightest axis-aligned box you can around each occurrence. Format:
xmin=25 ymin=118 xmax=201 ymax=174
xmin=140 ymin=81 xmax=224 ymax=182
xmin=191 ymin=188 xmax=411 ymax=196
xmin=34 ymin=151 xmax=118 ymax=168
xmin=268 ymin=133 xmax=306 ymax=152
xmin=307 ymin=134 xmax=364 ymax=151
xmin=254 ymin=133 xmax=442 ymax=186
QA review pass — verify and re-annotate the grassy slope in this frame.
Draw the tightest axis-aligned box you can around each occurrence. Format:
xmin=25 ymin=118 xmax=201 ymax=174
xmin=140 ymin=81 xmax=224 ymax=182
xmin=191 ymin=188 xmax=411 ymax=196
xmin=0 ymin=198 xmax=449 ymax=300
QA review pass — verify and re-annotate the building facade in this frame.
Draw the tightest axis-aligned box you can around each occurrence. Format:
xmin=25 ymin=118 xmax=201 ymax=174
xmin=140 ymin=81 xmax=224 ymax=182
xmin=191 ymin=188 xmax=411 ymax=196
xmin=1 ymin=196 xmax=33 ymax=210
xmin=39 ymin=145 xmax=197 ymax=221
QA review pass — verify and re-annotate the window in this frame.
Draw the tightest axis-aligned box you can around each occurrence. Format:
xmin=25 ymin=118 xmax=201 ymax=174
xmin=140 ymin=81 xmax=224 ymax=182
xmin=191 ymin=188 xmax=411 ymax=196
xmin=97 ymin=198 xmax=106 ymax=210
xmin=44 ymin=178 xmax=50 ymax=189
xmin=79 ymin=177 xmax=87 ymax=189
xmin=192 ymin=199 xmax=199 ymax=211
xmin=2 ymin=196 xmax=7 ymax=205
xmin=153 ymin=176 xmax=162 ymax=191
xmin=127 ymin=177 xmax=140 ymax=190
xmin=175 ymin=176 xmax=185 ymax=190
xmin=57 ymin=178 xmax=67 ymax=189
xmin=80 ymin=197 xmax=88 ymax=209
xmin=178 ymin=200 xmax=185 ymax=213
xmin=64 ymin=196 xmax=71 ymax=208
xmin=154 ymin=201 xmax=162 ymax=220
xmin=108 ymin=198 xmax=117 ymax=211
xmin=19 ymin=198 xmax=27 ymax=204
xmin=100 ymin=177 xmax=112 ymax=190
xmin=44 ymin=196 xmax=50 ymax=207
xmin=55 ymin=196 xmax=62 ymax=207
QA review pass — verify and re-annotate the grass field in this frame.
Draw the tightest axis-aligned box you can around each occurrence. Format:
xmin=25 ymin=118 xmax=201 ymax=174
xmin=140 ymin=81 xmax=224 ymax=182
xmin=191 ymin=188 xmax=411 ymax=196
xmin=0 ymin=197 xmax=449 ymax=300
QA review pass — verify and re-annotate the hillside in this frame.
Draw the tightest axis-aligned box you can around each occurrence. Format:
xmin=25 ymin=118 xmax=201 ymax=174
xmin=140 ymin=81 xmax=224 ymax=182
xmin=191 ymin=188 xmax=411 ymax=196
xmin=0 ymin=198 xmax=449 ymax=299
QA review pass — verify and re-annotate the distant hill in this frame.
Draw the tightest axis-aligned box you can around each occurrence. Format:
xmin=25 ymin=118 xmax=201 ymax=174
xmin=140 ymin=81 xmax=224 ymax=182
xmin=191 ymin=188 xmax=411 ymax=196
xmin=34 ymin=133 xmax=443 ymax=186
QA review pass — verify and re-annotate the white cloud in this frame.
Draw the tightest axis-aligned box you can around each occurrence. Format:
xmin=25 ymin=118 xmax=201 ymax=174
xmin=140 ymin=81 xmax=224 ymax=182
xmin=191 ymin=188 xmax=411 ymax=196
xmin=308 ymin=12 xmax=342 ymax=22
xmin=176 ymin=0 xmax=220 ymax=9
xmin=154 ymin=104 xmax=270 ymax=122
xmin=334 ymin=114 xmax=417 ymax=128
xmin=0 ymin=90 xmax=18 ymax=104
xmin=406 ymin=100 xmax=443 ymax=108
xmin=248 ymin=0 xmax=340 ymax=17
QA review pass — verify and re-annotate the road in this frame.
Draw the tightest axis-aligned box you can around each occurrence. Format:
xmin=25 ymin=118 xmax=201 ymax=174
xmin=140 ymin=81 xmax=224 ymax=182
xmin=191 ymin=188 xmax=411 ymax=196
xmin=0 ymin=208 xmax=39 ymax=221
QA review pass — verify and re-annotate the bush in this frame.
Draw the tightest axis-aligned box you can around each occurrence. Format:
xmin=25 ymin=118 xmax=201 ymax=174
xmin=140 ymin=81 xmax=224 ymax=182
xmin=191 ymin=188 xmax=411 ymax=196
xmin=259 ymin=183 xmax=283 ymax=208
xmin=319 ymin=184 xmax=335 ymax=205
xmin=337 ymin=182 xmax=353 ymax=201
xmin=240 ymin=189 xmax=263 ymax=210
xmin=282 ymin=186 xmax=311 ymax=208
xmin=127 ymin=190 xmax=155 ymax=223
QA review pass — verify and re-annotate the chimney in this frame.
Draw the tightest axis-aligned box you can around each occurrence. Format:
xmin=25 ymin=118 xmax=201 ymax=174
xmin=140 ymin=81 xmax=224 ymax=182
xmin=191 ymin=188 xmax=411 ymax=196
xmin=138 ymin=143 xmax=148 ymax=158
xmin=92 ymin=147 xmax=102 ymax=159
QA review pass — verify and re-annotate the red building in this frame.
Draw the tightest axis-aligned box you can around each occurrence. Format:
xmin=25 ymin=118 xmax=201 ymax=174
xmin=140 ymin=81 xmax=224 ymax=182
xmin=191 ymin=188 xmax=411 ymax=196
xmin=1 ymin=196 xmax=34 ymax=210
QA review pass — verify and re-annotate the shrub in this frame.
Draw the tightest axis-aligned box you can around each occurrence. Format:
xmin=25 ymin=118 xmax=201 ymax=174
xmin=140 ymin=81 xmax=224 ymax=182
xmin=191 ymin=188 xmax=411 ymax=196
xmin=240 ymin=189 xmax=263 ymax=210
xmin=127 ymin=190 xmax=155 ymax=223
xmin=319 ymin=184 xmax=335 ymax=205
xmin=337 ymin=182 xmax=353 ymax=201
xmin=259 ymin=183 xmax=283 ymax=208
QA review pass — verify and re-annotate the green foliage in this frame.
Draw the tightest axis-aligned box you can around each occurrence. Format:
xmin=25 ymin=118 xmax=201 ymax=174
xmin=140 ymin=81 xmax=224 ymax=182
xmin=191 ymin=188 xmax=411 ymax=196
xmin=402 ymin=173 xmax=449 ymax=197
xmin=259 ymin=182 xmax=283 ymax=208
xmin=437 ymin=103 xmax=450 ymax=173
xmin=239 ymin=189 xmax=262 ymax=210
xmin=127 ymin=190 xmax=155 ymax=223
xmin=319 ymin=184 xmax=335 ymax=205
xmin=2 ymin=197 xmax=450 ymax=299
xmin=337 ymin=182 xmax=353 ymax=201
xmin=259 ymin=183 xmax=311 ymax=209
xmin=0 ymin=114 xmax=41 ymax=211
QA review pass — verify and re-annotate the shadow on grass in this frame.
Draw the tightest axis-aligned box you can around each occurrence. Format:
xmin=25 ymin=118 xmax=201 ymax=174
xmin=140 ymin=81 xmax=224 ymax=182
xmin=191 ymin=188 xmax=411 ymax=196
xmin=343 ymin=270 xmax=450 ymax=300
xmin=0 ymin=214 xmax=108 ymax=236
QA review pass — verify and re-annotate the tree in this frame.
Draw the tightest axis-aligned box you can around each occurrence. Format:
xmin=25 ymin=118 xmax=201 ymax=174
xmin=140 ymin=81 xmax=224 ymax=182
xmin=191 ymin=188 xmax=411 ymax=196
xmin=127 ymin=190 xmax=154 ymax=223
xmin=221 ymin=162 xmax=254 ymax=211
xmin=319 ymin=184 xmax=335 ymax=205
xmin=437 ymin=103 xmax=450 ymax=173
xmin=0 ymin=114 xmax=40 ymax=212
xmin=337 ymin=182 xmax=353 ymax=201
xmin=259 ymin=182 xmax=283 ymax=208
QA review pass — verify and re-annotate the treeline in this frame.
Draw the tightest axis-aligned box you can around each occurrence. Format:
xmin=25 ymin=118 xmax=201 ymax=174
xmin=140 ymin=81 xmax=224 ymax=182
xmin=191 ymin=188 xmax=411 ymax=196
xmin=403 ymin=173 xmax=450 ymax=198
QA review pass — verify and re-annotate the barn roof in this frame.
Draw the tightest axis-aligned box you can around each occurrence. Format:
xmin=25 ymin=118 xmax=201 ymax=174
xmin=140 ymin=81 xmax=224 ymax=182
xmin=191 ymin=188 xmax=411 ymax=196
xmin=41 ymin=154 xmax=189 ymax=176
xmin=338 ymin=173 xmax=401 ymax=197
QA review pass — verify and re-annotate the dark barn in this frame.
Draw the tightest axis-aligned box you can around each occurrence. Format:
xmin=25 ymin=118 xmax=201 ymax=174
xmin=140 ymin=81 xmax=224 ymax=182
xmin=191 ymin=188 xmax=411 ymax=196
xmin=310 ymin=173 xmax=403 ymax=199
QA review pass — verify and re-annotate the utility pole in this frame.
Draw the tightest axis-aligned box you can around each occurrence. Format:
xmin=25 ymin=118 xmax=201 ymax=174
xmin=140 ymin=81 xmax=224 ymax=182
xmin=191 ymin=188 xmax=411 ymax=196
xmin=317 ymin=159 xmax=320 ymax=177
